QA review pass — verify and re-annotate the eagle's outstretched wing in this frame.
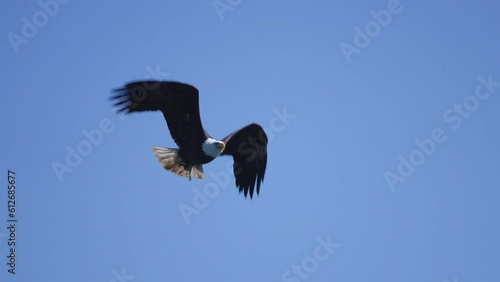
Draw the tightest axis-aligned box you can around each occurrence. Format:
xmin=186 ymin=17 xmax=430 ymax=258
xmin=222 ymin=123 xmax=268 ymax=198
xmin=111 ymin=81 xmax=208 ymax=150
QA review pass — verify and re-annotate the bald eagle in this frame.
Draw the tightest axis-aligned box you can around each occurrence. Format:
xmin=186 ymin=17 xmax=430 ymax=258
xmin=111 ymin=81 xmax=268 ymax=198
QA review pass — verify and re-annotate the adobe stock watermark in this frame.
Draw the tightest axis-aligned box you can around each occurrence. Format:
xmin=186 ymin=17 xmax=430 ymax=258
xmin=178 ymin=106 xmax=297 ymax=224
xmin=213 ymin=0 xmax=243 ymax=21
xmin=51 ymin=65 xmax=169 ymax=183
xmin=109 ymin=267 xmax=137 ymax=282
xmin=51 ymin=115 xmax=124 ymax=182
xmin=281 ymin=235 xmax=340 ymax=282
xmin=339 ymin=0 xmax=406 ymax=63
xmin=385 ymin=74 xmax=500 ymax=192
xmin=443 ymin=278 xmax=458 ymax=282
xmin=7 ymin=0 xmax=71 ymax=54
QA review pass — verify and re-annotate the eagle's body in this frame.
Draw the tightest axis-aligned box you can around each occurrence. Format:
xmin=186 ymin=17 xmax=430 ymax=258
xmin=111 ymin=81 xmax=268 ymax=198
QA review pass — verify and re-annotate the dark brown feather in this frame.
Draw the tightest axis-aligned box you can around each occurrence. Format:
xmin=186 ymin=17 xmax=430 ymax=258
xmin=222 ymin=123 xmax=268 ymax=198
xmin=111 ymin=81 xmax=209 ymax=164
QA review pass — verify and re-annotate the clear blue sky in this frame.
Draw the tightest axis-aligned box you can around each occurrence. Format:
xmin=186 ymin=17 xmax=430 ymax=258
xmin=2 ymin=0 xmax=499 ymax=281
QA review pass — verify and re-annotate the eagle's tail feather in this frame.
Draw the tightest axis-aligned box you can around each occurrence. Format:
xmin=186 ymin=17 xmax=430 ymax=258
xmin=152 ymin=146 xmax=204 ymax=180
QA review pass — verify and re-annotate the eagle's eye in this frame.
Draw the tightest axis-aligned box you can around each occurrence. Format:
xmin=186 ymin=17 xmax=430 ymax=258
xmin=218 ymin=142 xmax=225 ymax=151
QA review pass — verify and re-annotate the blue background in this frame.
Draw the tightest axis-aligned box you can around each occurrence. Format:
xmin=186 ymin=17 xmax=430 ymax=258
xmin=1 ymin=0 xmax=499 ymax=281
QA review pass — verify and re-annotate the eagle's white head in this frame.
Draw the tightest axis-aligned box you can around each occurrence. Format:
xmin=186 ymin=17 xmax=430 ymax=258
xmin=202 ymin=138 xmax=225 ymax=158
